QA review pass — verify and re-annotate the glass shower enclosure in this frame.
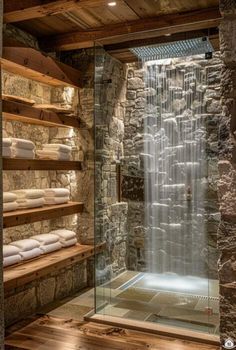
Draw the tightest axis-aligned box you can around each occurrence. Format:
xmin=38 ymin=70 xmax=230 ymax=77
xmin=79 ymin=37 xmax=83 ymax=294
xmin=93 ymin=40 xmax=220 ymax=340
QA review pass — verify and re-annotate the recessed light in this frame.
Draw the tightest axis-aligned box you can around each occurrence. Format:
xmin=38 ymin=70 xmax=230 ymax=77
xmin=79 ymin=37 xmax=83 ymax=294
xmin=108 ymin=1 xmax=117 ymax=6
xmin=165 ymin=33 xmax=171 ymax=36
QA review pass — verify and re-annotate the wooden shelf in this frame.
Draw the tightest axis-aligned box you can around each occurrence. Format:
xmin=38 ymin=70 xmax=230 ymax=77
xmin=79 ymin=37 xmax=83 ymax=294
xmin=3 ymin=202 xmax=84 ymax=228
xmin=1 ymin=47 xmax=82 ymax=88
xmin=3 ymin=158 xmax=82 ymax=171
xmin=3 ymin=100 xmax=81 ymax=128
xmin=4 ymin=243 xmax=106 ymax=291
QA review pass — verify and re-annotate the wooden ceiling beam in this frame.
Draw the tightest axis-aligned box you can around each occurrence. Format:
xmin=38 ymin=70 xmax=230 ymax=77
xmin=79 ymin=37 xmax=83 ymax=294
xmin=105 ymin=28 xmax=220 ymax=54
xmin=39 ymin=7 xmax=221 ymax=51
xmin=4 ymin=0 xmax=118 ymax=23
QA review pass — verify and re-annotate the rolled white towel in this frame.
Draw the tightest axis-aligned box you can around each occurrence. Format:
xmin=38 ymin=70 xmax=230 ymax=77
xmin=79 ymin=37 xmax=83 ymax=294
xmin=19 ymin=248 xmax=42 ymax=261
xmin=44 ymin=196 xmax=69 ymax=205
xmin=3 ymin=245 xmax=20 ymax=258
xmin=43 ymin=144 xmax=71 ymax=153
xmin=13 ymin=189 xmax=45 ymax=199
xmin=3 ymin=138 xmax=12 ymax=147
xmin=44 ymin=188 xmax=70 ymax=197
xmin=3 ymin=254 xmax=22 ymax=267
xmin=36 ymin=150 xmax=71 ymax=161
xmin=31 ymin=233 xmax=59 ymax=246
xmin=11 ymin=138 xmax=35 ymax=150
xmin=50 ymin=229 xmax=76 ymax=241
xmin=16 ymin=197 xmax=45 ymax=209
xmin=3 ymin=202 xmax=19 ymax=212
xmin=3 ymin=147 xmax=12 ymax=158
xmin=11 ymin=147 xmax=35 ymax=159
xmin=10 ymin=239 xmax=40 ymax=251
xmin=3 ymin=192 xmax=17 ymax=203
xmin=40 ymin=241 xmax=62 ymax=254
xmin=61 ymin=238 xmax=78 ymax=248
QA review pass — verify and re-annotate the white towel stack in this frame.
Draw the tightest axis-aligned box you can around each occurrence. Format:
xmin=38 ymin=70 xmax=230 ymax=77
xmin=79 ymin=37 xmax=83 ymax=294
xmin=44 ymin=188 xmax=70 ymax=205
xmin=3 ymin=192 xmax=19 ymax=212
xmin=31 ymin=233 xmax=62 ymax=254
xmin=13 ymin=189 xmax=45 ymax=209
xmin=36 ymin=144 xmax=72 ymax=161
xmin=3 ymin=245 xmax=22 ymax=267
xmin=3 ymin=138 xmax=12 ymax=158
xmin=10 ymin=239 xmax=41 ymax=261
xmin=50 ymin=229 xmax=77 ymax=247
xmin=11 ymin=138 xmax=35 ymax=159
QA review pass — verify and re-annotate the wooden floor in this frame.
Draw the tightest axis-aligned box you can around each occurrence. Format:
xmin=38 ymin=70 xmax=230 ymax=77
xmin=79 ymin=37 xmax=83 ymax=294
xmin=5 ymin=316 xmax=220 ymax=350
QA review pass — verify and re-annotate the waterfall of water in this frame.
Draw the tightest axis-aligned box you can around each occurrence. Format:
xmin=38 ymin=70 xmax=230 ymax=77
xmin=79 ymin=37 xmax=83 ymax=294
xmin=143 ymin=57 xmax=208 ymax=277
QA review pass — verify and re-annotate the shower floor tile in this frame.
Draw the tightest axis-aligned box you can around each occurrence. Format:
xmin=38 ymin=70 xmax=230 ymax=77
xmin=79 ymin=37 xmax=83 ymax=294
xmin=150 ymin=292 xmax=199 ymax=309
xmin=113 ymin=300 xmax=163 ymax=314
xmin=98 ymin=305 xmax=129 ymax=317
xmin=103 ymin=271 xmax=140 ymax=289
xmin=117 ymin=287 xmax=157 ymax=302
xmin=47 ymin=303 xmax=92 ymax=320
xmin=124 ymin=310 xmax=152 ymax=321
xmin=157 ymin=306 xmax=219 ymax=327
xmin=194 ymin=298 xmax=219 ymax=314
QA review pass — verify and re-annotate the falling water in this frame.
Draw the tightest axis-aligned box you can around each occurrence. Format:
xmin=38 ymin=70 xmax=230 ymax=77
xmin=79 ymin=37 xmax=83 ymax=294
xmin=141 ymin=56 xmax=208 ymax=277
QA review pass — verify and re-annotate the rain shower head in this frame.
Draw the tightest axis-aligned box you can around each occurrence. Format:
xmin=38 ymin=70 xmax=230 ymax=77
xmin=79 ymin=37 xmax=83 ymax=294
xmin=130 ymin=37 xmax=214 ymax=61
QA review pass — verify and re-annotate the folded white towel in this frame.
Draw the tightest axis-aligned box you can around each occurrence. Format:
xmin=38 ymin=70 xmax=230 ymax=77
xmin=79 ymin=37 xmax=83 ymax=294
xmin=16 ymin=197 xmax=45 ymax=209
xmin=3 ymin=202 xmax=19 ymax=212
xmin=43 ymin=144 xmax=71 ymax=153
xmin=3 ymin=138 xmax=12 ymax=147
xmin=3 ymin=146 xmax=11 ymax=158
xmin=19 ymin=248 xmax=42 ymax=261
xmin=40 ymin=242 xmax=62 ymax=254
xmin=3 ymin=245 xmax=20 ymax=258
xmin=11 ymin=147 xmax=35 ymax=159
xmin=44 ymin=196 xmax=69 ymax=205
xmin=36 ymin=150 xmax=71 ymax=161
xmin=3 ymin=254 xmax=22 ymax=267
xmin=61 ymin=238 xmax=78 ymax=247
xmin=10 ymin=239 xmax=40 ymax=251
xmin=13 ymin=189 xmax=45 ymax=199
xmin=3 ymin=192 xmax=17 ymax=203
xmin=50 ymin=229 xmax=76 ymax=241
xmin=31 ymin=234 xmax=59 ymax=246
xmin=44 ymin=188 xmax=70 ymax=197
xmin=11 ymin=138 xmax=35 ymax=150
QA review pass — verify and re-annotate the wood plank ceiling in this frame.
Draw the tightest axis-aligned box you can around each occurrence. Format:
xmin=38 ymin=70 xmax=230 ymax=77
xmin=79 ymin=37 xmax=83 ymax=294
xmin=3 ymin=0 xmax=220 ymax=62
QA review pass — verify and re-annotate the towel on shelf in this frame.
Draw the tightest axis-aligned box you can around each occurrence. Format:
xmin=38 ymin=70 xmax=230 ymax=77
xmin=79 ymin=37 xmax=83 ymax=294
xmin=3 ymin=202 xmax=19 ymax=212
xmin=3 ymin=138 xmax=12 ymax=147
xmin=13 ymin=189 xmax=45 ymax=199
xmin=3 ymin=255 xmax=22 ymax=267
xmin=44 ymin=196 xmax=69 ymax=205
xmin=40 ymin=241 xmax=62 ymax=254
xmin=16 ymin=197 xmax=45 ymax=209
xmin=19 ymin=248 xmax=42 ymax=261
xmin=43 ymin=144 xmax=72 ymax=153
xmin=11 ymin=138 xmax=35 ymax=150
xmin=50 ymin=229 xmax=76 ymax=241
xmin=36 ymin=150 xmax=71 ymax=161
xmin=3 ymin=192 xmax=17 ymax=203
xmin=61 ymin=238 xmax=78 ymax=247
xmin=44 ymin=188 xmax=70 ymax=197
xmin=10 ymin=239 xmax=40 ymax=251
xmin=11 ymin=148 xmax=35 ymax=159
xmin=31 ymin=233 xmax=59 ymax=246
xmin=3 ymin=147 xmax=12 ymax=158
xmin=3 ymin=245 xmax=20 ymax=258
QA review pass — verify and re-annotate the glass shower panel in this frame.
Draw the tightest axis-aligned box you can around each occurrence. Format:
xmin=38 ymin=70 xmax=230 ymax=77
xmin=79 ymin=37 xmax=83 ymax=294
xmin=94 ymin=47 xmax=219 ymax=336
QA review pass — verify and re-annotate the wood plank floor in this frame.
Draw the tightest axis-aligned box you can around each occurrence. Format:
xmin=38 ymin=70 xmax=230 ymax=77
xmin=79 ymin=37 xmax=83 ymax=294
xmin=5 ymin=316 xmax=220 ymax=350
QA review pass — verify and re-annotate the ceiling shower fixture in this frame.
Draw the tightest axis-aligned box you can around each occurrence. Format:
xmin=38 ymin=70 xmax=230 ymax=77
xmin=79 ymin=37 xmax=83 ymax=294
xmin=130 ymin=37 xmax=214 ymax=60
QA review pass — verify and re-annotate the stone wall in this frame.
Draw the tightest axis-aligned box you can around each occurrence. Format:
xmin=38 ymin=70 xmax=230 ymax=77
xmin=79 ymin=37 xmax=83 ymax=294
xmin=94 ymin=48 xmax=128 ymax=282
xmin=122 ymin=54 xmax=221 ymax=279
xmin=218 ymin=0 xmax=236 ymax=346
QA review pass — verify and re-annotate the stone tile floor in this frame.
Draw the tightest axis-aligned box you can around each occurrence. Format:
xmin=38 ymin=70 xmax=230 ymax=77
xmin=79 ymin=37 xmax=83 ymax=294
xmin=42 ymin=270 xmax=220 ymax=335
